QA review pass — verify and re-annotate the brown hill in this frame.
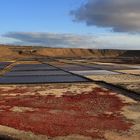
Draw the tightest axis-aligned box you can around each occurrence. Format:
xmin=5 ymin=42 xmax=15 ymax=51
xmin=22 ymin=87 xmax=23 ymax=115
xmin=36 ymin=48 xmax=124 ymax=58
xmin=0 ymin=45 xmax=23 ymax=60
xmin=0 ymin=45 xmax=139 ymax=60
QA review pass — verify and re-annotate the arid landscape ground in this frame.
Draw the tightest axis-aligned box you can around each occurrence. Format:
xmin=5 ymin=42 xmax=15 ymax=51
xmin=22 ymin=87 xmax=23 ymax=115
xmin=0 ymin=45 xmax=140 ymax=140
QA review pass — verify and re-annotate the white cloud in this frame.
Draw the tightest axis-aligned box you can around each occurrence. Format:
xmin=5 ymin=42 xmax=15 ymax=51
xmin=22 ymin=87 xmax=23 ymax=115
xmin=1 ymin=32 xmax=140 ymax=50
xmin=2 ymin=32 xmax=97 ymax=48
xmin=71 ymin=0 xmax=140 ymax=33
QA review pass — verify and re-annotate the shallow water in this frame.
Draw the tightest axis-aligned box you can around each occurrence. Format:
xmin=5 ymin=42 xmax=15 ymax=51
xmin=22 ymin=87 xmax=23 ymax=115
xmin=5 ymin=70 xmax=69 ymax=76
xmin=0 ymin=75 xmax=89 ymax=84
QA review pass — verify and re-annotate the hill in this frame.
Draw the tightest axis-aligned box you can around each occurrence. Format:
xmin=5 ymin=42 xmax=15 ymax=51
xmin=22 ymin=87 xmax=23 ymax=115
xmin=0 ymin=45 xmax=139 ymax=60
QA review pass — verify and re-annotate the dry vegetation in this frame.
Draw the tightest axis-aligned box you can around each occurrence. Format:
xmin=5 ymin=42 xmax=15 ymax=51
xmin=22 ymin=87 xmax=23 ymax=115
xmin=0 ymin=84 xmax=140 ymax=140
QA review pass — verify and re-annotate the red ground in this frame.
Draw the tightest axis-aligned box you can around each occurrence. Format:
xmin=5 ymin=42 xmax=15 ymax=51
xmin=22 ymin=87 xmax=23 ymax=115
xmin=0 ymin=87 xmax=132 ymax=139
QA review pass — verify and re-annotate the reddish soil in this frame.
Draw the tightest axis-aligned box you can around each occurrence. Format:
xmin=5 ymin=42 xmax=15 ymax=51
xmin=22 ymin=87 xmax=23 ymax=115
xmin=0 ymin=87 xmax=132 ymax=139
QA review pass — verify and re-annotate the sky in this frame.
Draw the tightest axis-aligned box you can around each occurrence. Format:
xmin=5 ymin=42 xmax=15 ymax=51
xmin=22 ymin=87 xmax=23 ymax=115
xmin=0 ymin=0 xmax=140 ymax=50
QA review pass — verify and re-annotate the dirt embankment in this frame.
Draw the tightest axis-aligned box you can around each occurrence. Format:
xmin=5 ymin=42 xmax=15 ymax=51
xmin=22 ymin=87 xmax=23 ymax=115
xmin=0 ymin=44 xmax=139 ymax=59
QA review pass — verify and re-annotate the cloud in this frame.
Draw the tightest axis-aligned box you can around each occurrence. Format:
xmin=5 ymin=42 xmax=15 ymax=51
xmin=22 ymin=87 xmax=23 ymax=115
xmin=1 ymin=32 xmax=140 ymax=50
xmin=71 ymin=0 xmax=140 ymax=33
xmin=3 ymin=32 xmax=97 ymax=48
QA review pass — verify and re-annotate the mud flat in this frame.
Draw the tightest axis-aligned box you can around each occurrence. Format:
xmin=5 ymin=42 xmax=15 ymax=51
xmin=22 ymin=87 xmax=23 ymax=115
xmin=87 ymin=74 xmax=140 ymax=94
xmin=87 ymin=74 xmax=140 ymax=83
xmin=117 ymin=82 xmax=140 ymax=94
xmin=116 ymin=70 xmax=140 ymax=75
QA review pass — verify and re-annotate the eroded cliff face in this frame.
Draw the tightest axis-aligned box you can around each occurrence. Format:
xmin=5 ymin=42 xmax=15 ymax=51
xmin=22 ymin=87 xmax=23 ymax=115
xmin=37 ymin=48 xmax=125 ymax=58
xmin=34 ymin=48 xmax=140 ymax=58
xmin=0 ymin=45 xmax=139 ymax=59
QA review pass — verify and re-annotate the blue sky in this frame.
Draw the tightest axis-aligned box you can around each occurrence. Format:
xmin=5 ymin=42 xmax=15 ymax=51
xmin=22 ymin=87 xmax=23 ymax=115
xmin=0 ymin=0 xmax=99 ymax=34
xmin=0 ymin=0 xmax=140 ymax=50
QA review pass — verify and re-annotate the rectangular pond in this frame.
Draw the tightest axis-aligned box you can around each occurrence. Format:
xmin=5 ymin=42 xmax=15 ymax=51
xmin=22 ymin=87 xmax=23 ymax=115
xmin=0 ymin=75 xmax=89 ymax=84
xmin=5 ymin=70 xmax=70 ymax=76
xmin=71 ymin=70 xmax=119 ymax=75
